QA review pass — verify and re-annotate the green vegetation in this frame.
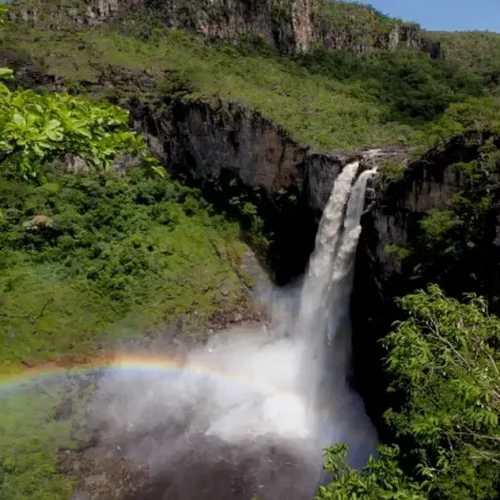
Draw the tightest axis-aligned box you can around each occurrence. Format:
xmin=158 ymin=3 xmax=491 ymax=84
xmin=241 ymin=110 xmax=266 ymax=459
xmin=0 ymin=167 xmax=250 ymax=369
xmin=2 ymin=2 xmax=500 ymax=499
xmin=392 ymin=137 xmax=500 ymax=294
xmin=0 ymin=67 xmax=151 ymax=179
xmin=0 ymin=379 xmax=93 ymax=500
xmin=0 ymin=69 xmax=253 ymax=498
xmin=383 ymin=285 xmax=500 ymax=499
xmin=379 ymin=159 xmax=408 ymax=184
xmin=322 ymin=285 xmax=500 ymax=499
xmin=430 ymin=31 xmax=500 ymax=88
xmin=0 ymin=20 xmax=495 ymax=153
xmin=317 ymin=0 xmax=415 ymax=37
xmin=1 ymin=387 xmax=74 ymax=499
xmin=317 ymin=444 xmax=427 ymax=499
xmin=299 ymin=48 xmax=484 ymax=125
xmin=1 ymin=26 xmax=409 ymax=150
xmin=0 ymin=168 xmax=251 ymax=494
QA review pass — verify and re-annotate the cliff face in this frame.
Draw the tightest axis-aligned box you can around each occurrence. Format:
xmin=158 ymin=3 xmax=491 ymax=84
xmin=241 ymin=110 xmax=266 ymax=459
xmin=125 ymin=93 xmax=357 ymax=280
xmin=11 ymin=0 xmax=437 ymax=56
xmin=351 ymin=133 xmax=500 ymax=431
xmin=158 ymin=99 xmax=350 ymax=211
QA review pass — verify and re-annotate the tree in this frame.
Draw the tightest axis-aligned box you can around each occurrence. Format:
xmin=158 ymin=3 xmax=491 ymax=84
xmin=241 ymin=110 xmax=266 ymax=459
xmin=318 ymin=285 xmax=500 ymax=499
xmin=383 ymin=285 xmax=500 ymax=499
xmin=0 ymin=68 xmax=160 ymax=178
xmin=316 ymin=443 xmax=427 ymax=500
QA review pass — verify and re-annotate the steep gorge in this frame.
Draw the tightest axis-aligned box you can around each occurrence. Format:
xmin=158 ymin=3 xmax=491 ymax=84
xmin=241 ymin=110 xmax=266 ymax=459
xmin=3 ymin=1 xmax=500 ymax=497
xmin=6 ymin=52 xmax=499 ymax=429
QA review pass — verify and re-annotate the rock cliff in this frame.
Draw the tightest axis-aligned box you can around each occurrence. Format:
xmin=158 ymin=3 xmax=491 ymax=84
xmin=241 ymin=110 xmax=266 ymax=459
xmin=125 ymin=90 xmax=357 ymax=280
xmin=352 ymin=132 xmax=500 ymax=431
xmin=10 ymin=0 xmax=438 ymax=57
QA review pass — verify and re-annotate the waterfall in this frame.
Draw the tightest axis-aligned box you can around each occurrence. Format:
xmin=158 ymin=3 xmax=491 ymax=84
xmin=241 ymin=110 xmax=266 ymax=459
xmin=89 ymin=160 xmax=379 ymax=498
xmin=295 ymin=161 xmax=378 ymax=465
xmin=297 ymin=161 xmax=377 ymax=344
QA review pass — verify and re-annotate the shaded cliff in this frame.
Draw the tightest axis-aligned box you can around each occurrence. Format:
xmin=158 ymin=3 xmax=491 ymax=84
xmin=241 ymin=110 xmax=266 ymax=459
xmin=352 ymin=132 xmax=500 ymax=432
xmin=129 ymin=92 xmax=357 ymax=281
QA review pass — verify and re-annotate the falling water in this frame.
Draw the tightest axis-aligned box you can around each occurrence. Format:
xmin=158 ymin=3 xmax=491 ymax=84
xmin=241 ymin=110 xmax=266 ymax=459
xmin=295 ymin=161 xmax=378 ymax=467
xmin=83 ymin=160 xmax=379 ymax=498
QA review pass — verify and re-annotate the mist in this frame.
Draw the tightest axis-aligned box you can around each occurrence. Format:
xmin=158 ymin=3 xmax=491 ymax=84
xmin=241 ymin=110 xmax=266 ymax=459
xmin=85 ymin=162 xmax=378 ymax=499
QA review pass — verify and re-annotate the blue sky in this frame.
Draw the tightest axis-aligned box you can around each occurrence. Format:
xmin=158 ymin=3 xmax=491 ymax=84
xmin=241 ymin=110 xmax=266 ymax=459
xmin=356 ymin=0 xmax=500 ymax=32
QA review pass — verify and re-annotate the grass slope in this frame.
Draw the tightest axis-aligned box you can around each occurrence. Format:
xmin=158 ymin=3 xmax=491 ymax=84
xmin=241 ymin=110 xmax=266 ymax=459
xmin=0 ymin=166 xmax=253 ymax=498
xmin=1 ymin=19 xmax=490 ymax=152
xmin=0 ymin=24 xmax=474 ymax=152
xmin=1 ymin=26 xmax=405 ymax=150
xmin=0 ymin=168 xmax=251 ymax=370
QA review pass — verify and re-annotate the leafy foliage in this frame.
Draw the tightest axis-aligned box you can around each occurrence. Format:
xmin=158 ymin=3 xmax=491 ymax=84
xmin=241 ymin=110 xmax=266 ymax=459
xmin=430 ymin=31 xmax=500 ymax=89
xmin=399 ymin=137 xmax=500 ymax=299
xmin=0 ymin=4 xmax=9 ymax=26
xmin=379 ymin=159 xmax=408 ymax=185
xmin=383 ymin=285 xmax=500 ymax=499
xmin=0 ymin=67 xmax=150 ymax=178
xmin=417 ymin=98 xmax=500 ymax=149
xmin=0 ymin=166 xmax=251 ymax=366
xmin=316 ymin=444 xmax=427 ymax=499
xmin=298 ymin=48 xmax=484 ymax=125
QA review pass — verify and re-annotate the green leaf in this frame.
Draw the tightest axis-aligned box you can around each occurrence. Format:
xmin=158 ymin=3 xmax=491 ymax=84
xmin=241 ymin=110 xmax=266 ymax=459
xmin=0 ymin=67 xmax=13 ymax=80
xmin=13 ymin=113 xmax=26 ymax=127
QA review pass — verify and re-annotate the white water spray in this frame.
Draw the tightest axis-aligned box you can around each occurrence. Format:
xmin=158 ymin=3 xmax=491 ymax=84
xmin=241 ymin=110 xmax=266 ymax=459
xmin=89 ymin=161 xmax=378 ymax=498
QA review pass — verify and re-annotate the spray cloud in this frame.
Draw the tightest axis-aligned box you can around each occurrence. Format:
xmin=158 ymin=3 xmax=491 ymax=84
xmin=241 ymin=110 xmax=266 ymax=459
xmin=88 ymin=162 xmax=378 ymax=499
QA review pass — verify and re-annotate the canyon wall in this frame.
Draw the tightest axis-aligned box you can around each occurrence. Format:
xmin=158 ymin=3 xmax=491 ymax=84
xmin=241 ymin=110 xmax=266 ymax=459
xmin=5 ymin=58 xmax=497 ymax=431
xmin=10 ymin=0 xmax=439 ymax=57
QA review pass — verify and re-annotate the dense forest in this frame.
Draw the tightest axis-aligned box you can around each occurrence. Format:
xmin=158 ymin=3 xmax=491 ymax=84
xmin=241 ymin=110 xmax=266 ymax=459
xmin=1 ymin=0 xmax=500 ymax=499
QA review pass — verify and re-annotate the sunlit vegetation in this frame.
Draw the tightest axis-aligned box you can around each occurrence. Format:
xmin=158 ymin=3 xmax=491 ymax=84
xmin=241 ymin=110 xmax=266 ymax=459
xmin=431 ymin=31 xmax=500 ymax=89
xmin=0 ymin=70 xmax=253 ymax=498
xmin=321 ymin=285 xmax=500 ymax=499
xmin=1 ymin=18 xmax=496 ymax=153
xmin=316 ymin=0 xmax=417 ymax=37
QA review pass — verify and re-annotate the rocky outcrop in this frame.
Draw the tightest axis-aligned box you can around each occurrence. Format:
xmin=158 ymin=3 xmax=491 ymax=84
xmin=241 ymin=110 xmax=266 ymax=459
xmin=314 ymin=15 xmax=423 ymax=53
xmin=10 ymin=0 xmax=315 ymax=54
xmin=158 ymin=99 xmax=352 ymax=208
xmin=10 ymin=0 xmax=438 ymax=57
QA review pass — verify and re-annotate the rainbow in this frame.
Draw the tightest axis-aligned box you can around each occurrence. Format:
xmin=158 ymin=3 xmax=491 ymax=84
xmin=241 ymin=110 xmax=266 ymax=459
xmin=0 ymin=353 xmax=303 ymax=404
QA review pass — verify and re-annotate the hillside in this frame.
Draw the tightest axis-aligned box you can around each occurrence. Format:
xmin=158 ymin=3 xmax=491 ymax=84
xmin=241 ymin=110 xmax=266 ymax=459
xmin=430 ymin=30 xmax=500 ymax=86
xmin=0 ymin=7 xmax=491 ymax=153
